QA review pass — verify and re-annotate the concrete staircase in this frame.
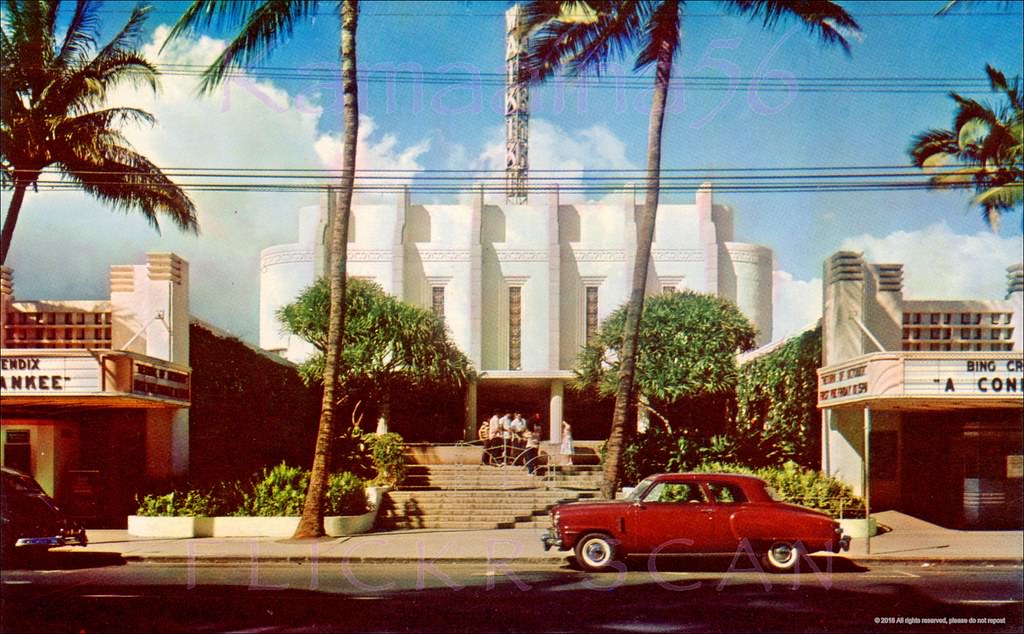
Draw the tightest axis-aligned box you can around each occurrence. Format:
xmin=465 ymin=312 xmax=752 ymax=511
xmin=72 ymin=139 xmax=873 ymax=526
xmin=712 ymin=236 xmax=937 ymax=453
xmin=379 ymin=464 xmax=603 ymax=530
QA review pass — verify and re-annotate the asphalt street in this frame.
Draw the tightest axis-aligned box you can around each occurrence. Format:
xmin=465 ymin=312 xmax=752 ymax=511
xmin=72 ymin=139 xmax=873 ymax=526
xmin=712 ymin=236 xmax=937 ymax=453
xmin=2 ymin=558 xmax=1021 ymax=633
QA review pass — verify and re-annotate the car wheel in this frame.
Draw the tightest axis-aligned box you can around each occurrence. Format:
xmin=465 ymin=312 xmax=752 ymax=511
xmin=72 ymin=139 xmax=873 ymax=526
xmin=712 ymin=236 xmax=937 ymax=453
xmin=574 ymin=533 xmax=618 ymax=572
xmin=764 ymin=541 xmax=802 ymax=572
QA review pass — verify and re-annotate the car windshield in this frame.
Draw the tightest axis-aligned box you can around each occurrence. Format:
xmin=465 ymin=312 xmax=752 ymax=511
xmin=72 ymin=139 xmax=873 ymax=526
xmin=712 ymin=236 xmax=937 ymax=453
xmin=763 ymin=484 xmax=783 ymax=501
xmin=625 ymin=478 xmax=655 ymax=502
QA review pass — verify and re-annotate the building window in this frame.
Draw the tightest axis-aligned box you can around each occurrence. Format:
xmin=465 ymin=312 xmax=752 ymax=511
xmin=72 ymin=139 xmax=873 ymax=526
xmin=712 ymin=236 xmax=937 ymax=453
xmin=585 ymin=286 xmax=599 ymax=346
xmin=509 ymin=286 xmax=522 ymax=370
xmin=431 ymin=286 xmax=445 ymax=318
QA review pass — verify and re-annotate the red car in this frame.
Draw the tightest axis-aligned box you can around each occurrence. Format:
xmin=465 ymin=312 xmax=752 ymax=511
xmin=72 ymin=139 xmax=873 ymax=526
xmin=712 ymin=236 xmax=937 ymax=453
xmin=542 ymin=472 xmax=850 ymax=572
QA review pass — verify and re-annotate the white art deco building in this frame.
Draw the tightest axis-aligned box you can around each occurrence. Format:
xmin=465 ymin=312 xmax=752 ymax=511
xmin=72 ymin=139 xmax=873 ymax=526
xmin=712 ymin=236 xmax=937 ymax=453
xmin=259 ymin=184 xmax=774 ymax=445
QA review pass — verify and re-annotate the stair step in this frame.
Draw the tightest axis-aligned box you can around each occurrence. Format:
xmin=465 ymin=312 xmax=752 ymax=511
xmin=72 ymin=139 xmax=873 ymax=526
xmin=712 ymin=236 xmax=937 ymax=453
xmin=378 ymin=462 xmax=601 ymax=530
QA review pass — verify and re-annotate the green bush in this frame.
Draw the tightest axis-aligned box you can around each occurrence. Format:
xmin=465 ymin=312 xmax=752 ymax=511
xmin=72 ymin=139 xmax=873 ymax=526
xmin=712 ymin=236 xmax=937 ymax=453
xmin=694 ymin=460 xmax=864 ymax=518
xmin=237 ymin=462 xmax=309 ymax=517
xmin=326 ymin=471 xmax=369 ymax=515
xmin=135 ymin=489 xmax=222 ymax=517
xmin=134 ymin=464 xmax=376 ymax=517
xmin=366 ymin=432 xmax=407 ymax=486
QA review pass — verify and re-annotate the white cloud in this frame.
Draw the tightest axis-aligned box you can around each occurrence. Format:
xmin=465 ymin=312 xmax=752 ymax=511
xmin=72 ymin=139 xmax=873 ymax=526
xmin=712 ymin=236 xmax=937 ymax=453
xmin=4 ymin=26 xmax=429 ymax=343
xmin=465 ymin=118 xmax=640 ymax=204
xmin=314 ymin=115 xmax=430 ymax=202
xmin=839 ymin=222 xmax=1023 ymax=300
xmin=772 ymin=270 xmax=823 ymax=342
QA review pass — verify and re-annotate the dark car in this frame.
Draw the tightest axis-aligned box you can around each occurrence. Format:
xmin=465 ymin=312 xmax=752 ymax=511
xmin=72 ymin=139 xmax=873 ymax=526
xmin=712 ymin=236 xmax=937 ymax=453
xmin=1 ymin=466 xmax=87 ymax=560
xmin=542 ymin=472 xmax=850 ymax=572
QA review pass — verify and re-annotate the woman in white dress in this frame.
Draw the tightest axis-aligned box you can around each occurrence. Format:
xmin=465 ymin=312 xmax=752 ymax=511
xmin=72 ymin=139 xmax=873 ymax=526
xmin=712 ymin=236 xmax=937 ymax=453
xmin=559 ymin=420 xmax=574 ymax=466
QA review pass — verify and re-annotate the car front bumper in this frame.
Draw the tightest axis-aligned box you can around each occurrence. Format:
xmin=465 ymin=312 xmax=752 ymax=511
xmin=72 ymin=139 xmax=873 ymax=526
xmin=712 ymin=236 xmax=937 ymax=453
xmin=15 ymin=528 xmax=87 ymax=549
xmin=541 ymin=528 xmax=563 ymax=552
xmin=837 ymin=533 xmax=851 ymax=552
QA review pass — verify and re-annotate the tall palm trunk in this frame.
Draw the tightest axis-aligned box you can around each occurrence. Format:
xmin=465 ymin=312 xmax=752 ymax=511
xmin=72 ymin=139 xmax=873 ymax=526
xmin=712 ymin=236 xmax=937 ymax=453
xmin=294 ymin=0 xmax=359 ymax=539
xmin=1 ymin=176 xmax=33 ymax=266
xmin=600 ymin=38 xmax=674 ymax=500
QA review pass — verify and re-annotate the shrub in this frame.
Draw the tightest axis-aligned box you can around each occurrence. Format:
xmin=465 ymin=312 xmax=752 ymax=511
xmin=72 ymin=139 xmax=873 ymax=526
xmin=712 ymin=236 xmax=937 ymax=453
xmin=366 ymin=432 xmax=407 ymax=486
xmin=694 ymin=460 xmax=864 ymax=518
xmin=135 ymin=464 xmax=378 ymax=517
xmin=236 ymin=462 xmax=309 ymax=517
xmin=326 ymin=471 xmax=369 ymax=515
xmin=135 ymin=489 xmax=222 ymax=517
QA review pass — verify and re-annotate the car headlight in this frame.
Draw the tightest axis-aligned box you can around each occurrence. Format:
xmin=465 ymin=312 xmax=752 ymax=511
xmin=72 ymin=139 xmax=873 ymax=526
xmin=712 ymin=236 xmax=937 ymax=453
xmin=553 ymin=510 xmax=560 ymax=527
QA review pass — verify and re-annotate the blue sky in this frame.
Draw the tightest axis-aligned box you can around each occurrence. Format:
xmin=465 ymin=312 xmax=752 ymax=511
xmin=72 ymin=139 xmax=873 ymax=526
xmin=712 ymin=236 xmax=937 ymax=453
xmin=3 ymin=0 xmax=1023 ymax=344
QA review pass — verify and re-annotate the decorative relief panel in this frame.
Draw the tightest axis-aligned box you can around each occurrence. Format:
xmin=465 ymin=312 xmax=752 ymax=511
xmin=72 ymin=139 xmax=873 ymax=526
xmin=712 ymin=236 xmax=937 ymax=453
xmin=574 ymin=250 xmax=625 ymax=262
xmin=650 ymin=249 xmax=703 ymax=262
xmin=493 ymin=249 xmax=548 ymax=262
xmin=418 ymin=249 xmax=472 ymax=262
xmin=260 ymin=248 xmax=314 ymax=272
xmin=349 ymin=249 xmax=395 ymax=262
xmin=724 ymin=245 xmax=770 ymax=265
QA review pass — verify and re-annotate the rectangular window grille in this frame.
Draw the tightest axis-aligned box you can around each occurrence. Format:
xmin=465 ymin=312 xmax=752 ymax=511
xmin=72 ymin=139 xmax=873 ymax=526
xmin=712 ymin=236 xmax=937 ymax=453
xmin=585 ymin=286 xmax=599 ymax=346
xmin=508 ymin=287 xmax=522 ymax=370
xmin=431 ymin=286 xmax=445 ymax=318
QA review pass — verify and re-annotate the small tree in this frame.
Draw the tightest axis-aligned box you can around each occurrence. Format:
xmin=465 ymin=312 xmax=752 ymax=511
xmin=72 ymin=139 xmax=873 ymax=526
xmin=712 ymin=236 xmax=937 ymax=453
xmin=575 ymin=291 xmax=756 ymax=451
xmin=279 ymin=277 xmax=474 ymax=433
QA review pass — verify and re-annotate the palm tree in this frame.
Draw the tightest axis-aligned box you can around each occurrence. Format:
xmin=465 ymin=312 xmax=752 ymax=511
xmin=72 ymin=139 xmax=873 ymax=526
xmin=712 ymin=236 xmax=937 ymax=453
xmin=0 ymin=0 xmax=197 ymax=265
xmin=166 ymin=0 xmax=359 ymax=539
xmin=519 ymin=0 xmax=858 ymax=499
xmin=909 ymin=65 xmax=1023 ymax=230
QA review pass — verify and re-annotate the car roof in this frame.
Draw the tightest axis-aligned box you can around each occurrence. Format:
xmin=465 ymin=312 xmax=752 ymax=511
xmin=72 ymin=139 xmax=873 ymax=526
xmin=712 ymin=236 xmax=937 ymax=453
xmin=646 ymin=472 xmax=767 ymax=485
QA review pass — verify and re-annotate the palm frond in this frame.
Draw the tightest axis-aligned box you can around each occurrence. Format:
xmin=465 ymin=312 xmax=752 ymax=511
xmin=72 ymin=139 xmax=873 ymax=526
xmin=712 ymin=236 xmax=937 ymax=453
xmin=721 ymin=0 xmax=860 ymax=54
xmin=162 ymin=0 xmax=268 ymax=46
xmin=521 ymin=0 xmax=645 ymax=81
xmin=634 ymin=0 xmax=679 ymax=72
xmin=60 ymin=145 xmax=199 ymax=234
xmin=93 ymin=3 xmax=150 ymax=64
xmin=909 ymin=129 xmax=960 ymax=167
xmin=197 ymin=0 xmax=322 ymax=93
xmin=975 ymin=182 xmax=1023 ymax=210
xmin=54 ymin=0 xmax=99 ymax=69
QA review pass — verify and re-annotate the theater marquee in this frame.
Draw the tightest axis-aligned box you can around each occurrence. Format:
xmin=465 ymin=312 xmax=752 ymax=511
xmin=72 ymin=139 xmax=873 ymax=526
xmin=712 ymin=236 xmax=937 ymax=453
xmin=818 ymin=353 xmax=1024 ymax=409
xmin=1 ymin=351 xmax=190 ymax=406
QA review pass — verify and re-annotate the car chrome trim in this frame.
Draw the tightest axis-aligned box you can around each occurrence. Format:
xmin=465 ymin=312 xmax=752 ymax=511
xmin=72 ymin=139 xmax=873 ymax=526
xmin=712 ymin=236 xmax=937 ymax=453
xmin=15 ymin=536 xmax=65 ymax=548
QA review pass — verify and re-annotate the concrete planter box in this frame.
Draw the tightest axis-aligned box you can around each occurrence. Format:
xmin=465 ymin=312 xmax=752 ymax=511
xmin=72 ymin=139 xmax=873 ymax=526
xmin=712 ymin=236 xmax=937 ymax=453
xmin=127 ymin=515 xmax=198 ymax=538
xmin=128 ymin=487 xmax=382 ymax=538
xmin=838 ymin=517 xmax=878 ymax=539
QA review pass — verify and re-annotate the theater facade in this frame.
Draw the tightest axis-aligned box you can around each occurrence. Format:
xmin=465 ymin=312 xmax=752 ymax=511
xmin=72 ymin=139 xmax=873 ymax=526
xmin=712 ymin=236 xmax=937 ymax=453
xmin=0 ymin=253 xmax=191 ymax=524
xmin=260 ymin=185 xmax=774 ymax=445
xmin=819 ymin=252 xmax=1024 ymax=528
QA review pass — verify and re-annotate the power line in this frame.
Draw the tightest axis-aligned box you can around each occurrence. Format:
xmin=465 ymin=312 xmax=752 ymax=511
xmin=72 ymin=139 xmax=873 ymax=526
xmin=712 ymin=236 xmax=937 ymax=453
xmin=148 ymin=63 xmax=1004 ymax=95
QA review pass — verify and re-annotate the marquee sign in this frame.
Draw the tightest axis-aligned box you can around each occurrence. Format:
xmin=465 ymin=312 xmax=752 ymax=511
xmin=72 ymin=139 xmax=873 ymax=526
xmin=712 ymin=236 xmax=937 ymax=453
xmin=818 ymin=353 xmax=1024 ymax=408
xmin=0 ymin=355 xmax=102 ymax=395
xmin=1 ymin=353 xmax=190 ymax=405
xmin=904 ymin=357 xmax=1023 ymax=396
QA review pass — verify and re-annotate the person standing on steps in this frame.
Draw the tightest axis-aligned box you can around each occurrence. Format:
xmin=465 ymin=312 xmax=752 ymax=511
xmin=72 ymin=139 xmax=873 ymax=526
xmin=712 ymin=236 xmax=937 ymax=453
xmin=523 ymin=423 xmax=541 ymax=475
xmin=560 ymin=420 xmax=574 ymax=466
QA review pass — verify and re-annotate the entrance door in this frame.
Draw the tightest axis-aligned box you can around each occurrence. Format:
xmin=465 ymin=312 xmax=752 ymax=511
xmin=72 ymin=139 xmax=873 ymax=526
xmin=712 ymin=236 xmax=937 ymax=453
xmin=964 ymin=426 xmax=1023 ymax=529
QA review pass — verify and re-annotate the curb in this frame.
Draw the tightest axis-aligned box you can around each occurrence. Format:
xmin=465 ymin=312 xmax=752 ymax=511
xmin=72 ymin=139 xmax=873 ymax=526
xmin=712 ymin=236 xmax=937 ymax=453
xmin=98 ymin=553 xmax=1023 ymax=567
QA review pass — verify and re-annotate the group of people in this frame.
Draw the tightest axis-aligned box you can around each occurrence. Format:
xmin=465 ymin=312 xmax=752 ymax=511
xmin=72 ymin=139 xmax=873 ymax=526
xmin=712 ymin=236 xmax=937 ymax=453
xmin=479 ymin=412 xmax=574 ymax=474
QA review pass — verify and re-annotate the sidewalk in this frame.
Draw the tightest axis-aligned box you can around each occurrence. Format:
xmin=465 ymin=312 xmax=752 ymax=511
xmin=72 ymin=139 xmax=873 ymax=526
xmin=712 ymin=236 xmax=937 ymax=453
xmin=55 ymin=511 xmax=1023 ymax=566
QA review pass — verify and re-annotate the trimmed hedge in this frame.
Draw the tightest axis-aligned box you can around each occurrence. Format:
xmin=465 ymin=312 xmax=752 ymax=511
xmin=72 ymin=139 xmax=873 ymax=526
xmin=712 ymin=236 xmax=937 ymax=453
xmin=695 ymin=460 xmax=865 ymax=518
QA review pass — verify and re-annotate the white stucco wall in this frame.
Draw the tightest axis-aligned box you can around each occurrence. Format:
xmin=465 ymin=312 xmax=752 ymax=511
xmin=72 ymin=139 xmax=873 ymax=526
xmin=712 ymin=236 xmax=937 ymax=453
xmin=260 ymin=189 xmax=775 ymax=373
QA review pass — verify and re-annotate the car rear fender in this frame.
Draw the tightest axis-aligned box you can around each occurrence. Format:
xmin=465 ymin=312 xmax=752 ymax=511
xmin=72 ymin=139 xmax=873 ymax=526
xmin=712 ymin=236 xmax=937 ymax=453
xmin=728 ymin=506 xmax=834 ymax=549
